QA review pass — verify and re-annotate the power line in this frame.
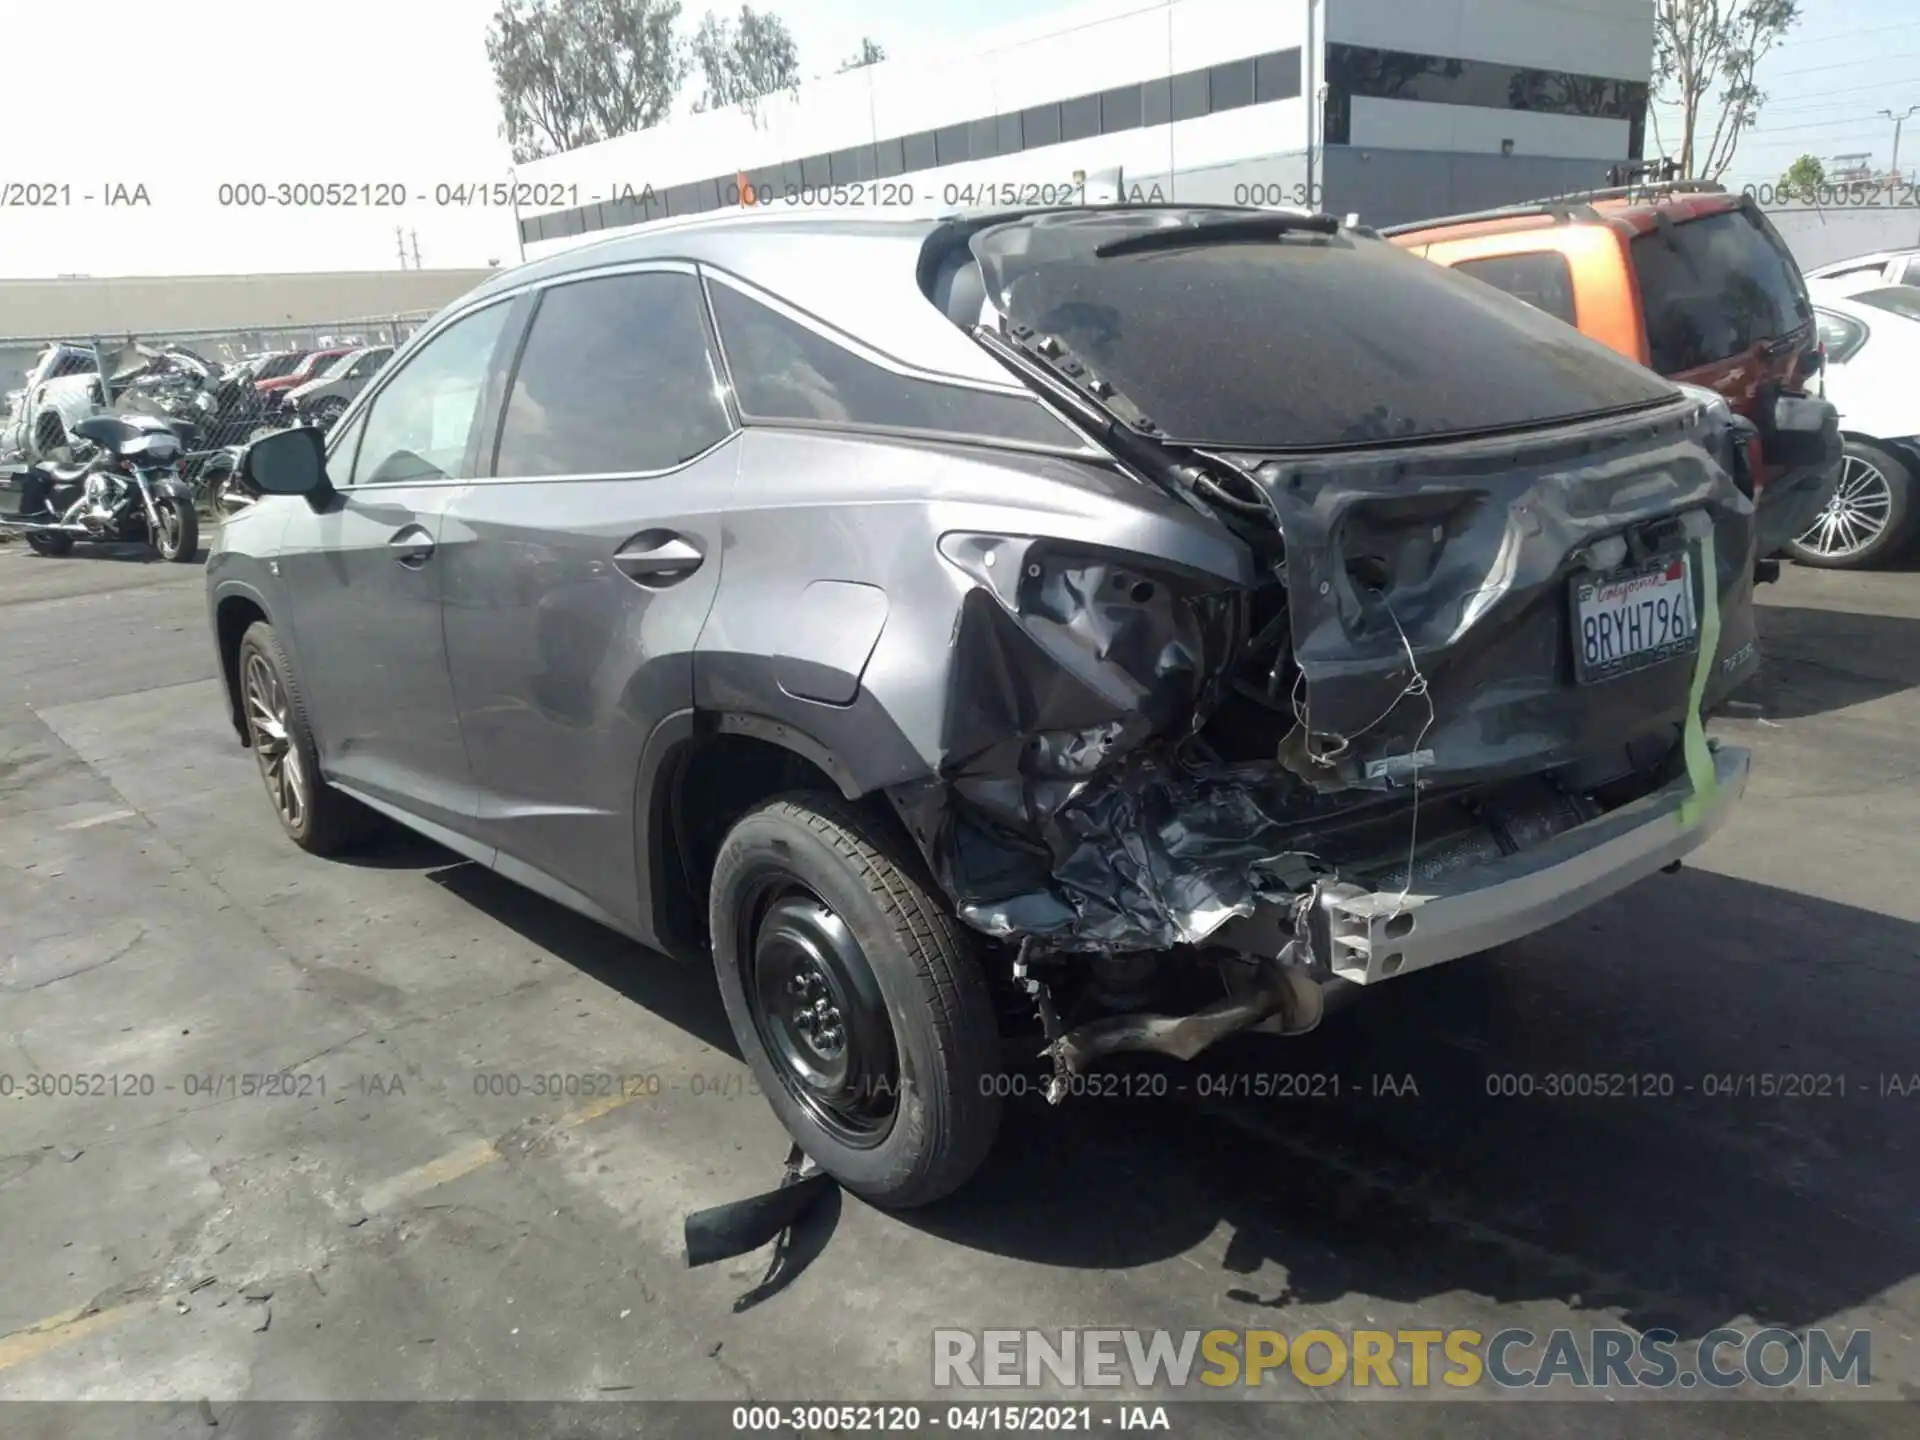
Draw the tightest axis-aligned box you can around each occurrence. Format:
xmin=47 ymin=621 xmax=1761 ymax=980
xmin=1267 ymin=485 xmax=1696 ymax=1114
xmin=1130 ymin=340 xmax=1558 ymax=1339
xmin=1776 ymin=20 xmax=1920 ymax=47
xmin=1769 ymin=48 xmax=1920 ymax=80
xmin=1763 ymin=80 xmax=1920 ymax=115
xmin=1748 ymin=114 xmax=1900 ymax=136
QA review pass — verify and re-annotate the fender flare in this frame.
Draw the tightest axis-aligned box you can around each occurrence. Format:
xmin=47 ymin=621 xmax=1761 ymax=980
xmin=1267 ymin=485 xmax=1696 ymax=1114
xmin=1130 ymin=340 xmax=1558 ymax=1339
xmin=630 ymin=709 xmax=867 ymax=959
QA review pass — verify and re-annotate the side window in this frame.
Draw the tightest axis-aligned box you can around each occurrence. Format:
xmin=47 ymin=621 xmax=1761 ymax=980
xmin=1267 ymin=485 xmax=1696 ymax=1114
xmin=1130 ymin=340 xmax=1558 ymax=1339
xmin=326 ymin=407 xmax=369 ymax=478
xmin=353 ymin=351 xmax=388 ymax=379
xmin=1450 ymin=252 xmax=1579 ymax=328
xmin=349 ymin=301 xmax=511 ymax=486
xmin=1899 ymin=256 xmax=1920 ymax=287
xmin=706 ymin=278 xmax=1084 ymax=447
xmin=1814 ymin=310 xmax=1867 ymax=364
xmin=493 ymin=271 xmax=731 ymax=477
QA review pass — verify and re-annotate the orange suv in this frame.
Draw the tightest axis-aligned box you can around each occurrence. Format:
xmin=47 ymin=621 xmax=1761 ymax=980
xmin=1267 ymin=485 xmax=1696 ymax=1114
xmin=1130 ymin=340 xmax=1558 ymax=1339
xmin=1386 ymin=179 xmax=1840 ymax=566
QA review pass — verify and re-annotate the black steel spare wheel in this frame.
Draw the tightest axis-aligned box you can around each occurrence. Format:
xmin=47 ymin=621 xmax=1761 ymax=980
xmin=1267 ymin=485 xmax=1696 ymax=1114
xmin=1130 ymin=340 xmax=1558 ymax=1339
xmin=709 ymin=794 xmax=1003 ymax=1208
xmin=747 ymin=882 xmax=899 ymax=1146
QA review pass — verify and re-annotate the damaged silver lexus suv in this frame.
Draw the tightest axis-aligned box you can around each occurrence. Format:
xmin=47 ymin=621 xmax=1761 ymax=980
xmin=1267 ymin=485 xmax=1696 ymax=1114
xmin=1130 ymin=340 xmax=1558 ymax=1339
xmin=208 ymin=204 xmax=1758 ymax=1208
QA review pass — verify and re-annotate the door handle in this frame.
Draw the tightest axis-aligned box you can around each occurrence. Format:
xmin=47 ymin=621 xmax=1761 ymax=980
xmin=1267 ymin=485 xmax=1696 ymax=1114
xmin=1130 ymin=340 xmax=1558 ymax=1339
xmin=389 ymin=524 xmax=435 ymax=567
xmin=613 ymin=530 xmax=704 ymax=586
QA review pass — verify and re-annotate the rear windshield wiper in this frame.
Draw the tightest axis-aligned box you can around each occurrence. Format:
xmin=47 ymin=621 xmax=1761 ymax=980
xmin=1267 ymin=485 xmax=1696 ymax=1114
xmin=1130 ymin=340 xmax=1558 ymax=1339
xmin=1093 ymin=213 xmax=1341 ymax=259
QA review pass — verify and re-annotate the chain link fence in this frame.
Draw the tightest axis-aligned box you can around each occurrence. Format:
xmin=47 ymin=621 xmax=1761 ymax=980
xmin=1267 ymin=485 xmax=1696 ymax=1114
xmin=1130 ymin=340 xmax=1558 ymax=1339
xmin=1 ymin=312 xmax=438 ymax=400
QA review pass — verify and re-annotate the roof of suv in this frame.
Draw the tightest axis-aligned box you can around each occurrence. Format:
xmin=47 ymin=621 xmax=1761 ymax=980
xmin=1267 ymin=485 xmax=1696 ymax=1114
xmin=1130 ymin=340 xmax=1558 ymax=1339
xmin=453 ymin=206 xmax=1264 ymax=393
xmin=1385 ymin=181 xmax=1747 ymax=246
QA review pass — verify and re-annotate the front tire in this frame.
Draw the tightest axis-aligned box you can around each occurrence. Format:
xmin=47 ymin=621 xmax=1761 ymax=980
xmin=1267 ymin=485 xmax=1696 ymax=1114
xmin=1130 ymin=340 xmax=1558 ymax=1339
xmin=710 ymin=794 xmax=1003 ymax=1208
xmin=236 ymin=621 xmax=376 ymax=855
xmin=1789 ymin=440 xmax=1916 ymax=570
xmin=153 ymin=496 xmax=198 ymax=562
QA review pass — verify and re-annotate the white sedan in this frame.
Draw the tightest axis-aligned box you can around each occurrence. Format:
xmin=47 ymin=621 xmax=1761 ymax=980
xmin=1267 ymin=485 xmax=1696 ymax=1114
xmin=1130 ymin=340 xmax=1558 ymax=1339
xmin=1792 ymin=289 xmax=1920 ymax=569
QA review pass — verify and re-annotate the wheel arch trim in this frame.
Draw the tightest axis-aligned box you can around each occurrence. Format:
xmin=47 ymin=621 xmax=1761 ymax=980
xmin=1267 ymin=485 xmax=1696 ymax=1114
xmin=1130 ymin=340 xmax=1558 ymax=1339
xmin=632 ymin=708 xmax=868 ymax=959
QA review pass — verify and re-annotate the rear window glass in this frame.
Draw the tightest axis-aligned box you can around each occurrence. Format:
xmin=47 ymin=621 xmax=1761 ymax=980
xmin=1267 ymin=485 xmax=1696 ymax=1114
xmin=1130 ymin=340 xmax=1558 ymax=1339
xmin=1451 ymin=252 xmax=1578 ymax=327
xmin=1849 ymin=285 xmax=1920 ymax=324
xmin=968 ymin=212 xmax=1674 ymax=450
xmin=1631 ymin=208 xmax=1812 ymax=374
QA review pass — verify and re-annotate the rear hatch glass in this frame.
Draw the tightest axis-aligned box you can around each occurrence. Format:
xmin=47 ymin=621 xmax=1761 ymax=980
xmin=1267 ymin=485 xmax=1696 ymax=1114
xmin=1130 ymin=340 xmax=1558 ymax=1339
xmin=1630 ymin=206 xmax=1813 ymax=375
xmin=967 ymin=210 xmax=1676 ymax=451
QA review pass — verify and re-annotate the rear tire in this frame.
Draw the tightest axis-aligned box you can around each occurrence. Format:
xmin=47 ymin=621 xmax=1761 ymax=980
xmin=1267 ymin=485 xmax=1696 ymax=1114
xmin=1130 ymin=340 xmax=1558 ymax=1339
xmin=710 ymin=793 xmax=1003 ymax=1208
xmin=236 ymin=621 xmax=377 ymax=855
xmin=1788 ymin=440 xmax=1915 ymax=570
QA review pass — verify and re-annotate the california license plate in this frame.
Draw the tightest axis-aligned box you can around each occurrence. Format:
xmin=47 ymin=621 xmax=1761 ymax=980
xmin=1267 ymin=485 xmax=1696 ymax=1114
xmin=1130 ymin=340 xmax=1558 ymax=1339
xmin=1571 ymin=552 xmax=1699 ymax=684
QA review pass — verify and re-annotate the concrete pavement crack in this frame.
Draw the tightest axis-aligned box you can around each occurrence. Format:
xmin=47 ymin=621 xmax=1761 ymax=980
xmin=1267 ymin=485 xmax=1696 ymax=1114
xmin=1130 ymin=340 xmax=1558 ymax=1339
xmin=5 ymin=923 xmax=147 ymax=994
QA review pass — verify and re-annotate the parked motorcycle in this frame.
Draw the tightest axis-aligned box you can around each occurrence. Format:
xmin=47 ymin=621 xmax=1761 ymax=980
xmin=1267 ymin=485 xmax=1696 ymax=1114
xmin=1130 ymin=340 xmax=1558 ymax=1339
xmin=0 ymin=409 xmax=199 ymax=560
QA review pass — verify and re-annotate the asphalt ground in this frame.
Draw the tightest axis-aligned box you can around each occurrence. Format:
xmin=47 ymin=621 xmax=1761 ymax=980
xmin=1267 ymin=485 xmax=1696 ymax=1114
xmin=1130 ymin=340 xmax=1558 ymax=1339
xmin=1 ymin=531 xmax=1916 ymax=1438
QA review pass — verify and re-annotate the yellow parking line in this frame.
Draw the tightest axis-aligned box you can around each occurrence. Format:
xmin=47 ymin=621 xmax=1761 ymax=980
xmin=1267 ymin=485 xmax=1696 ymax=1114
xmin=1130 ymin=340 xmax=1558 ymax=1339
xmin=359 ymin=1136 xmax=503 ymax=1213
xmin=359 ymin=1086 xmax=644 ymax=1212
xmin=0 ymin=1089 xmax=648 ymax=1376
xmin=0 ymin=1300 xmax=152 ymax=1374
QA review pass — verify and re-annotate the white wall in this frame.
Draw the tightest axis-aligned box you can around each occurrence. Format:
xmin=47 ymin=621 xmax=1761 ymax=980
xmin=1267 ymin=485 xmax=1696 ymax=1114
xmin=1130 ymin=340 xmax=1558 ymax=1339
xmin=517 ymin=0 xmax=1311 ymax=243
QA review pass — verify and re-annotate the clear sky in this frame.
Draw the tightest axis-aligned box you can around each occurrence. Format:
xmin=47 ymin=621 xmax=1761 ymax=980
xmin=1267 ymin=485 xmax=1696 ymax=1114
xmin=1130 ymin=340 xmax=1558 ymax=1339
xmin=1659 ymin=0 xmax=1920 ymax=189
xmin=0 ymin=0 xmax=1911 ymax=281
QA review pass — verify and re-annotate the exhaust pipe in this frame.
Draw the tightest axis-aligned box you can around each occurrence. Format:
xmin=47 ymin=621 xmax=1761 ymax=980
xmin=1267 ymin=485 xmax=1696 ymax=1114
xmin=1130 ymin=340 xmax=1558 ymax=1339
xmin=0 ymin=517 xmax=91 ymax=536
xmin=1047 ymin=957 xmax=1326 ymax=1072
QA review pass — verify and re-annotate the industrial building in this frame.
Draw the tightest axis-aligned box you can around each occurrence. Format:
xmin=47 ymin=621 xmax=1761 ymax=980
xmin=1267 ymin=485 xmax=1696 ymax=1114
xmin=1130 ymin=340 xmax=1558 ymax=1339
xmin=0 ymin=268 xmax=497 ymax=345
xmin=512 ymin=0 xmax=1654 ymax=257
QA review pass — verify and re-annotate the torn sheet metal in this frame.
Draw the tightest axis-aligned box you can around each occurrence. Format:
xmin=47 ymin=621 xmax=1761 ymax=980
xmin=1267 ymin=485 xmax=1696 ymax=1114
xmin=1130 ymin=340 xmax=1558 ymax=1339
xmin=891 ymin=402 xmax=1762 ymax=957
xmin=1231 ymin=399 xmax=1761 ymax=791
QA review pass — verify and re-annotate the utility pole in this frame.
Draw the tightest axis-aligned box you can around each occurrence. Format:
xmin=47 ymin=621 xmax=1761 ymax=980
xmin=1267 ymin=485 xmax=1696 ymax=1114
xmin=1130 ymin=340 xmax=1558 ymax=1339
xmin=395 ymin=226 xmax=409 ymax=269
xmin=507 ymin=164 xmax=526 ymax=264
xmin=1882 ymin=107 xmax=1919 ymax=181
xmin=410 ymin=230 xmax=422 ymax=269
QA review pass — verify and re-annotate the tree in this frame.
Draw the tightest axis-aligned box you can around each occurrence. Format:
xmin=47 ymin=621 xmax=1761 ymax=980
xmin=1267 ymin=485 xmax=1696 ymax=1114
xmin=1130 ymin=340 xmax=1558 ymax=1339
xmin=690 ymin=5 xmax=801 ymax=129
xmin=1651 ymin=0 xmax=1800 ymax=180
xmin=1777 ymin=153 xmax=1825 ymax=202
xmin=486 ymin=0 xmax=687 ymax=163
xmin=837 ymin=37 xmax=886 ymax=73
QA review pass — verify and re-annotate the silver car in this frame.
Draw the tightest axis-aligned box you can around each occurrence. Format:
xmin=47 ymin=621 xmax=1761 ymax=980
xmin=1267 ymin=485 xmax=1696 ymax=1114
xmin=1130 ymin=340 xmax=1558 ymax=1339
xmin=207 ymin=205 xmax=1760 ymax=1205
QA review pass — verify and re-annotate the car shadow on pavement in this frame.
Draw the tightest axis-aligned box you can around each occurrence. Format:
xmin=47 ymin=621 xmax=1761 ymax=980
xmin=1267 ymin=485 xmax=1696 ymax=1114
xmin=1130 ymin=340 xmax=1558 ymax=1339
xmin=325 ymin=819 xmax=1918 ymax=1347
xmin=422 ymin=854 xmax=743 ymax=1058
xmin=905 ymin=864 xmax=1920 ymax=1346
xmin=1738 ymin=602 xmax=1920 ymax=719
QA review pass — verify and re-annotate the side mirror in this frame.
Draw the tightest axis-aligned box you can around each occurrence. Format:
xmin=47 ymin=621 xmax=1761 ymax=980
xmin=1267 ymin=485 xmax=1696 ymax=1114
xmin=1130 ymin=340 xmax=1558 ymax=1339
xmin=240 ymin=425 xmax=334 ymax=507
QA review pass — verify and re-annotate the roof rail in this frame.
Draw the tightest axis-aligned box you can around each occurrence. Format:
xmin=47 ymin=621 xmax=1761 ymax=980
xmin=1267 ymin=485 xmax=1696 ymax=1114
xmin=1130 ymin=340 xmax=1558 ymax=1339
xmin=1379 ymin=178 xmax=1728 ymax=237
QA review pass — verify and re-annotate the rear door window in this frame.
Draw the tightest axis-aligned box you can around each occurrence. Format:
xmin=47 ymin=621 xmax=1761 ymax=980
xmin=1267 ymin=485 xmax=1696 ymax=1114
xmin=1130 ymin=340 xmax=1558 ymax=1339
xmin=493 ymin=270 xmax=733 ymax=477
xmin=1450 ymin=252 xmax=1579 ymax=327
xmin=1849 ymin=286 xmax=1920 ymax=325
xmin=1630 ymin=208 xmax=1812 ymax=374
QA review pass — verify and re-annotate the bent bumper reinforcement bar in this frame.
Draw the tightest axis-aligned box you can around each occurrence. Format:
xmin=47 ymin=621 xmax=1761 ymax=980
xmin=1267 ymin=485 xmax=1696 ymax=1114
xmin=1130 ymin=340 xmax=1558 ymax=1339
xmin=1318 ymin=742 xmax=1751 ymax=985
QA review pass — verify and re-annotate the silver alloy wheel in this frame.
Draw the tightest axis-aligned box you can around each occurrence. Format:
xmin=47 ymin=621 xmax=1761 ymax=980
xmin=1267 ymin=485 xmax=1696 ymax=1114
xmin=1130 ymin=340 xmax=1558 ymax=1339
xmin=243 ymin=651 xmax=306 ymax=830
xmin=154 ymin=500 xmax=184 ymax=558
xmin=1797 ymin=454 xmax=1894 ymax=560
